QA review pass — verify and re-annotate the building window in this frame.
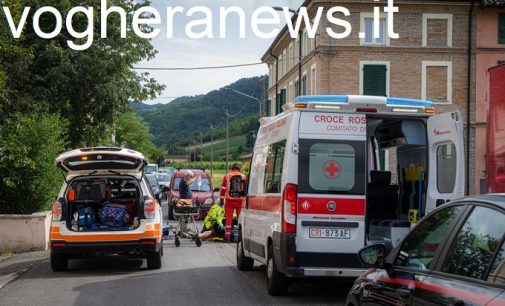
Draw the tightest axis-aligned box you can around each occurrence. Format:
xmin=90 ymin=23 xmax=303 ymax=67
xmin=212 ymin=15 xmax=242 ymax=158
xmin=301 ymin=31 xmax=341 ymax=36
xmin=282 ymin=49 xmax=287 ymax=75
xmin=276 ymin=89 xmax=286 ymax=115
xmin=288 ymin=82 xmax=293 ymax=102
xmin=422 ymin=14 xmax=453 ymax=47
xmin=499 ymin=13 xmax=505 ymax=44
xmin=360 ymin=13 xmax=389 ymax=46
xmin=422 ymin=61 xmax=452 ymax=104
xmin=295 ymin=78 xmax=300 ymax=97
xmin=302 ymin=74 xmax=307 ymax=95
xmin=360 ymin=61 xmax=390 ymax=96
xmin=498 ymin=60 xmax=505 ymax=65
xmin=266 ymin=99 xmax=272 ymax=116
xmin=311 ymin=65 xmax=317 ymax=95
xmin=288 ymin=43 xmax=293 ymax=69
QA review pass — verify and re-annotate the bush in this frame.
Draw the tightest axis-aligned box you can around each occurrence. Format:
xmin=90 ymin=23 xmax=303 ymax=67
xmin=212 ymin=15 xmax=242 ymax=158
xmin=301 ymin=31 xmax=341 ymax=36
xmin=169 ymin=161 xmax=244 ymax=171
xmin=0 ymin=114 xmax=67 ymax=214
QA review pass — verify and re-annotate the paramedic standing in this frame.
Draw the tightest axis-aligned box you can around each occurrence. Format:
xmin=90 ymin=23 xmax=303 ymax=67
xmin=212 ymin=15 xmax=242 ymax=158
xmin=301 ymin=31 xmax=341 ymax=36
xmin=220 ymin=163 xmax=247 ymax=241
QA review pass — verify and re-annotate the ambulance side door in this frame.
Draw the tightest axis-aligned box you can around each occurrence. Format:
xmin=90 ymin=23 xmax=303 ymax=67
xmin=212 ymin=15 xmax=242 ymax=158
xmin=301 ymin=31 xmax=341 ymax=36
xmin=426 ymin=111 xmax=465 ymax=214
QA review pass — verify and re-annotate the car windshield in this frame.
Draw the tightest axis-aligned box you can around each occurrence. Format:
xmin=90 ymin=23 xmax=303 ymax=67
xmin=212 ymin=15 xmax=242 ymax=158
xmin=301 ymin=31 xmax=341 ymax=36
xmin=145 ymin=165 xmax=158 ymax=173
xmin=155 ymin=174 xmax=171 ymax=182
xmin=145 ymin=174 xmax=158 ymax=187
xmin=173 ymin=177 xmax=211 ymax=192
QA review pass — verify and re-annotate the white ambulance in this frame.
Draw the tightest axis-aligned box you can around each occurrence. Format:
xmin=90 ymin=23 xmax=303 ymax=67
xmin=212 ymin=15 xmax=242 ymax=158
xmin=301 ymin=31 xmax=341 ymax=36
xmin=234 ymin=95 xmax=465 ymax=295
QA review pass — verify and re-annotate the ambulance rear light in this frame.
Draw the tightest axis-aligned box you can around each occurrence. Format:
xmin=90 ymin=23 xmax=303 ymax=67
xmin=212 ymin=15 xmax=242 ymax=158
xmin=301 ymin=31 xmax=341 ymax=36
xmin=52 ymin=201 xmax=62 ymax=222
xmin=144 ymin=199 xmax=156 ymax=219
xmin=313 ymin=104 xmax=342 ymax=110
xmin=392 ymin=107 xmax=420 ymax=113
xmin=282 ymin=184 xmax=297 ymax=233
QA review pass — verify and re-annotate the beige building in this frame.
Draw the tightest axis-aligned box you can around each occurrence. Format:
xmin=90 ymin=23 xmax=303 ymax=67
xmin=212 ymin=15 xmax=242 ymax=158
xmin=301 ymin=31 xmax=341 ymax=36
xmin=261 ymin=0 xmax=504 ymax=194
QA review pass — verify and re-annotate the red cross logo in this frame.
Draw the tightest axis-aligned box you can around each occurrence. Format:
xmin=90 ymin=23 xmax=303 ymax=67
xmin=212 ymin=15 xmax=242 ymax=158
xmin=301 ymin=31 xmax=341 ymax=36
xmin=323 ymin=160 xmax=341 ymax=179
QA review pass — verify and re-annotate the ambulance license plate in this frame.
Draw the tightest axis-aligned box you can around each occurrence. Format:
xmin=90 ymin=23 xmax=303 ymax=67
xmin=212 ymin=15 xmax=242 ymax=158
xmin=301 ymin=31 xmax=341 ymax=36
xmin=309 ymin=228 xmax=351 ymax=239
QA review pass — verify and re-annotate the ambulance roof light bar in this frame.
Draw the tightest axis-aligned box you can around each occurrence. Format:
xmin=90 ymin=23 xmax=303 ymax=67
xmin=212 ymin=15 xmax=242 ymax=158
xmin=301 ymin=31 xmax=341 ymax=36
xmin=289 ymin=95 xmax=435 ymax=114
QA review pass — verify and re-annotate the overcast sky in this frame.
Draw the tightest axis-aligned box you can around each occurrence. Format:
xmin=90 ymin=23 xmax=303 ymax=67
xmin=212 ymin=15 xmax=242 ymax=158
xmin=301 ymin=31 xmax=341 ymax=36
xmin=140 ymin=0 xmax=304 ymax=104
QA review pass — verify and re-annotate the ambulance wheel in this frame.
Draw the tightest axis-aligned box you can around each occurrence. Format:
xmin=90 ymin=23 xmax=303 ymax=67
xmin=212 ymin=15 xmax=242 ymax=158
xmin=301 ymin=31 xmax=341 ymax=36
xmin=266 ymin=245 xmax=288 ymax=296
xmin=195 ymin=237 xmax=202 ymax=247
xmin=175 ymin=237 xmax=181 ymax=247
xmin=146 ymin=249 xmax=162 ymax=270
xmin=50 ymin=253 xmax=68 ymax=272
xmin=237 ymin=232 xmax=254 ymax=271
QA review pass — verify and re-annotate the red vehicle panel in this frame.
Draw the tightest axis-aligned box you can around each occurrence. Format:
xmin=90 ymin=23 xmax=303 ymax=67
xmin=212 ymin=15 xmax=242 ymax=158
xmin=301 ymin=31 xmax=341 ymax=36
xmin=487 ymin=64 xmax=505 ymax=193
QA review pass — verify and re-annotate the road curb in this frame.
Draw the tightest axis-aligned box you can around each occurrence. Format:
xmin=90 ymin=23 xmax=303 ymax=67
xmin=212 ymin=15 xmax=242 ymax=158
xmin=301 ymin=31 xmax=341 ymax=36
xmin=0 ymin=268 xmax=28 ymax=290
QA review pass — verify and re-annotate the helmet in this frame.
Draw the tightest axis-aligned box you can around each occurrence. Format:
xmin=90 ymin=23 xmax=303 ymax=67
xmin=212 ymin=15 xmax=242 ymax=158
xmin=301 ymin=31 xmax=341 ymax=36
xmin=231 ymin=163 xmax=241 ymax=171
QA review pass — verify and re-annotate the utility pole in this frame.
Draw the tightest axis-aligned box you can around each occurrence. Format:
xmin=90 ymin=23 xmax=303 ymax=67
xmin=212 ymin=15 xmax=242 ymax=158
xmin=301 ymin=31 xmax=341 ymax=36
xmin=210 ymin=125 xmax=214 ymax=177
xmin=226 ymin=109 xmax=229 ymax=173
xmin=200 ymin=134 xmax=203 ymax=168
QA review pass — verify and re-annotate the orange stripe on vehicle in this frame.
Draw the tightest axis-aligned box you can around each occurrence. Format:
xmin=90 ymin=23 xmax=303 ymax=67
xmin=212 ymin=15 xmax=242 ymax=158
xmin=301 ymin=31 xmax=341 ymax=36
xmin=50 ymin=231 xmax=160 ymax=242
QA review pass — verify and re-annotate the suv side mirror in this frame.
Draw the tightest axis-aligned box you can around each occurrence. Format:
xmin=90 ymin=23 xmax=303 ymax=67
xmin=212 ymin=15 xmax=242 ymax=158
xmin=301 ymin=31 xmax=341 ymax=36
xmin=358 ymin=244 xmax=387 ymax=268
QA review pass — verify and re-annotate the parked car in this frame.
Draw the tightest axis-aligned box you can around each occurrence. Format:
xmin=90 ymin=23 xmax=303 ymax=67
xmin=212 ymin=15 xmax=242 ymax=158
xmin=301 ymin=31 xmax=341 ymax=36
xmin=145 ymin=163 xmax=159 ymax=174
xmin=50 ymin=147 xmax=163 ymax=271
xmin=159 ymin=167 xmax=176 ymax=176
xmin=346 ymin=194 xmax=505 ymax=305
xmin=144 ymin=173 xmax=160 ymax=197
xmin=167 ymin=169 xmax=216 ymax=220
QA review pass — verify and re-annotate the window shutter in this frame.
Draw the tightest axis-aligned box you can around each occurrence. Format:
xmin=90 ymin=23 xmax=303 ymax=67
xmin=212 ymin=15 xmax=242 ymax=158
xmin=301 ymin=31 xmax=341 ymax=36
xmin=276 ymin=93 xmax=281 ymax=115
xmin=499 ymin=13 xmax=505 ymax=44
xmin=363 ymin=65 xmax=387 ymax=96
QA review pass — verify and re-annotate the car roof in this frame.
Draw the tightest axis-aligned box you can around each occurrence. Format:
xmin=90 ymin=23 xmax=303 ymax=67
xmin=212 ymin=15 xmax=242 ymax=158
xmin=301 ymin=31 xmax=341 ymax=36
xmin=453 ymin=194 xmax=505 ymax=208
xmin=174 ymin=170 xmax=209 ymax=178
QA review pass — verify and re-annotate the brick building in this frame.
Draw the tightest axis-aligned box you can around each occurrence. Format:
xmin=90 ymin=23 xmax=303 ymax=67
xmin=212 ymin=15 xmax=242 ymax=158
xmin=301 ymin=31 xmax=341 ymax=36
xmin=261 ymin=0 xmax=505 ymax=194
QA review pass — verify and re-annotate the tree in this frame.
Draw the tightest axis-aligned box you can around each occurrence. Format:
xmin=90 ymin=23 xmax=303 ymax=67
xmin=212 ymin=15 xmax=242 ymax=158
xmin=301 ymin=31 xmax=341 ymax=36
xmin=0 ymin=114 xmax=67 ymax=214
xmin=114 ymin=112 xmax=163 ymax=162
xmin=0 ymin=0 xmax=164 ymax=147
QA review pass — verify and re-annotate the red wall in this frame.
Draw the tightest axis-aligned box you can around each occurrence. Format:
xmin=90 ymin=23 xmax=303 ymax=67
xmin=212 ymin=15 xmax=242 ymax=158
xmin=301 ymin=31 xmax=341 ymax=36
xmin=487 ymin=65 xmax=505 ymax=193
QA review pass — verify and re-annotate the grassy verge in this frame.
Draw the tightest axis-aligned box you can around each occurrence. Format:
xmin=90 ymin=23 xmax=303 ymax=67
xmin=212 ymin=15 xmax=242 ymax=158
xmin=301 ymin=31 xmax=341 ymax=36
xmin=210 ymin=169 xmax=227 ymax=187
xmin=0 ymin=247 xmax=13 ymax=257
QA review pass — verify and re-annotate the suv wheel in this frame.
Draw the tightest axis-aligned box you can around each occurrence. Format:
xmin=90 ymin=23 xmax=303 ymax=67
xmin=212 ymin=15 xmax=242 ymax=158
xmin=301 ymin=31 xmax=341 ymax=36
xmin=266 ymin=245 xmax=288 ymax=296
xmin=50 ymin=253 xmax=68 ymax=272
xmin=236 ymin=231 xmax=254 ymax=271
xmin=146 ymin=249 xmax=162 ymax=269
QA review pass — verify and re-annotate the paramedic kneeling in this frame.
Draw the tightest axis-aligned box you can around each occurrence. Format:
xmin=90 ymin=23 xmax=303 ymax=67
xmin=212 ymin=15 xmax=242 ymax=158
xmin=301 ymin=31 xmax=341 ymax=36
xmin=220 ymin=163 xmax=247 ymax=241
xmin=199 ymin=202 xmax=225 ymax=240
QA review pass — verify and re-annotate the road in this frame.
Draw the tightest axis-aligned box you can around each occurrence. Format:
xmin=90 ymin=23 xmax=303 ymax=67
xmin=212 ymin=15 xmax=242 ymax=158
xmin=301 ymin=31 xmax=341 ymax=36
xmin=0 ymin=228 xmax=352 ymax=305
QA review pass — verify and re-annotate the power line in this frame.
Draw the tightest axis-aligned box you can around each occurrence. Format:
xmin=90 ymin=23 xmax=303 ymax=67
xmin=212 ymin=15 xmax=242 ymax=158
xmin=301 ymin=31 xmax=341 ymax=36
xmin=133 ymin=62 xmax=264 ymax=71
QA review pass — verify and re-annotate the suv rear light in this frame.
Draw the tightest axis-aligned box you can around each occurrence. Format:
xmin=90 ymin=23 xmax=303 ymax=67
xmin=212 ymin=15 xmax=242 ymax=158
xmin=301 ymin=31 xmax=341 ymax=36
xmin=51 ymin=201 xmax=62 ymax=221
xmin=282 ymin=184 xmax=297 ymax=233
xmin=144 ymin=199 xmax=156 ymax=219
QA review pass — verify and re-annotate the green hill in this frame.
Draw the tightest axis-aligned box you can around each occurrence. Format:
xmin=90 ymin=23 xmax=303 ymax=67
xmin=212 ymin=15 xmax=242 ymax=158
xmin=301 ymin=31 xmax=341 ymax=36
xmin=131 ymin=76 xmax=266 ymax=151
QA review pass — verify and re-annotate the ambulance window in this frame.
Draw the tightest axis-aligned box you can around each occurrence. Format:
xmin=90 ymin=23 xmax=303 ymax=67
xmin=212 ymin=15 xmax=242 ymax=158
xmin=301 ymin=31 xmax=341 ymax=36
xmin=437 ymin=143 xmax=457 ymax=193
xmin=298 ymin=140 xmax=366 ymax=195
xmin=309 ymin=143 xmax=355 ymax=191
xmin=264 ymin=141 xmax=286 ymax=194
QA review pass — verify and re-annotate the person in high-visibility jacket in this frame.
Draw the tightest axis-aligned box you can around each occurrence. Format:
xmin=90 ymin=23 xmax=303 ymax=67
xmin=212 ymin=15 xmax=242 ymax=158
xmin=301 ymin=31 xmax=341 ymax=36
xmin=199 ymin=203 xmax=225 ymax=240
xmin=220 ymin=163 xmax=247 ymax=241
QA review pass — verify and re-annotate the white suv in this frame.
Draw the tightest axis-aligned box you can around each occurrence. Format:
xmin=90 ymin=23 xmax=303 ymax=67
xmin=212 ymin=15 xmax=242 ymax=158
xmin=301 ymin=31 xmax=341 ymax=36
xmin=50 ymin=147 xmax=163 ymax=271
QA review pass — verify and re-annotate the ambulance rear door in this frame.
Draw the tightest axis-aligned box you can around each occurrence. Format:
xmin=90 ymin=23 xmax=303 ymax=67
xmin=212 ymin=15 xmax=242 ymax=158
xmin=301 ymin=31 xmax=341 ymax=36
xmin=297 ymin=112 xmax=367 ymax=260
xmin=426 ymin=111 xmax=465 ymax=214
